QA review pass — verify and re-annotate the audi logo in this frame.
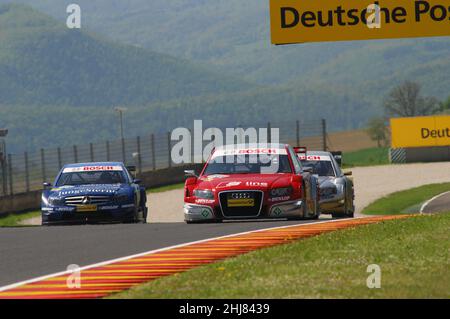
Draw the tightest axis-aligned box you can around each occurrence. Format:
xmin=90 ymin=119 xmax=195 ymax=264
xmin=231 ymin=193 xmax=251 ymax=199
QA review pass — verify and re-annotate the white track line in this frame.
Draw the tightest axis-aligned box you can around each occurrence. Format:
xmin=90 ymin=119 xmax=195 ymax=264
xmin=420 ymin=191 xmax=450 ymax=214
xmin=0 ymin=217 xmax=363 ymax=292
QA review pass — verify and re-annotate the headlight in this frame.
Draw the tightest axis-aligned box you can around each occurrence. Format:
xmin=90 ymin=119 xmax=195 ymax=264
xmin=114 ymin=193 xmax=130 ymax=204
xmin=270 ymin=187 xmax=292 ymax=198
xmin=47 ymin=196 xmax=64 ymax=206
xmin=320 ymin=187 xmax=337 ymax=197
xmin=194 ymin=189 xmax=214 ymax=199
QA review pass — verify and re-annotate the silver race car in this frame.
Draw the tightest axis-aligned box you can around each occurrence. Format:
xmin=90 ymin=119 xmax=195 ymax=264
xmin=295 ymin=148 xmax=355 ymax=218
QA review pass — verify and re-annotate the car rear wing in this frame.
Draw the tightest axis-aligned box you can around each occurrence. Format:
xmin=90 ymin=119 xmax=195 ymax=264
xmin=293 ymin=146 xmax=307 ymax=154
xmin=330 ymin=151 xmax=343 ymax=166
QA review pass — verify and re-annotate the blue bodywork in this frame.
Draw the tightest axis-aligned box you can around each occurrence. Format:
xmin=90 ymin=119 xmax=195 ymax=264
xmin=41 ymin=162 xmax=147 ymax=225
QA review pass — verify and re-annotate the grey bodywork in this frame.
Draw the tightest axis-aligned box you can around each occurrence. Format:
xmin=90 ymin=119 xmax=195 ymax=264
xmin=300 ymin=151 xmax=355 ymax=216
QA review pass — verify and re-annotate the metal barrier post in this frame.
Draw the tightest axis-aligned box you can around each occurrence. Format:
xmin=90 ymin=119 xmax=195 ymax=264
xmin=121 ymin=138 xmax=126 ymax=163
xmin=41 ymin=149 xmax=46 ymax=183
xmin=1 ymin=158 xmax=6 ymax=196
xmin=90 ymin=143 xmax=94 ymax=162
xmin=322 ymin=119 xmax=327 ymax=151
xmin=167 ymin=132 xmax=172 ymax=168
xmin=136 ymin=136 xmax=142 ymax=175
xmin=25 ymin=152 xmax=30 ymax=192
xmin=57 ymin=147 xmax=62 ymax=170
xmin=151 ymin=134 xmax=156 ymax=171
xmin=106 ymin=141 xmax=110 ymax=161
xmin=73 ymin=145 xmax=78 ymax=163
xmin=8 ymin=154 xmax=13 ymax=196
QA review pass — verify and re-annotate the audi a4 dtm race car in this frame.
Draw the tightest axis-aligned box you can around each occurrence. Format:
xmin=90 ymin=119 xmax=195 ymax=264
xmin=296 ymin=149 xmax=355 ymax=218
xmin=183 ymin=144 xmax=320 ymax=223
xmin=41 ymin=162 xmax=147 ymax=225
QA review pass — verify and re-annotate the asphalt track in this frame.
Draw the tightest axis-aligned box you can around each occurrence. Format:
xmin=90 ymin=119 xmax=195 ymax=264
xmin=421 ymin=191 xmax=450 ymax=214
xmin=0 ymin=219 xmax=322 ymax=288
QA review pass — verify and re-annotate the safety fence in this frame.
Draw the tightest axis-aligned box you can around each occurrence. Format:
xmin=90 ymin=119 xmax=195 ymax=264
xmin=0 ymin=119 xmax=327 ymax=197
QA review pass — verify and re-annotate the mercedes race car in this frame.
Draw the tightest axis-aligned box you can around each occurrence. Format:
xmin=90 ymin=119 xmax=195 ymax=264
xmin=41 ymin=162 xmax=147 ymax=225
xmin=296 ymin=148 xmax=355 ymax=218
xmin=183 ymin=144 xmax=320 ymax=223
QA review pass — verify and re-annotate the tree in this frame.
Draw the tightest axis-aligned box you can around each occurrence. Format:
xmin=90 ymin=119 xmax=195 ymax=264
xmin=384 ymin=81 xmax=439 ymax=117
xmin=438 ymin=96 xmax=450 ymax=113
xmin=366 ymin=117 xmax=388 ymax=148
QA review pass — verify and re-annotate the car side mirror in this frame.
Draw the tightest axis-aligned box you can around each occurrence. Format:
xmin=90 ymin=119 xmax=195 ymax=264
xmin=344 ymin=171 xmax=353 ymax=176
xmin=127 ymin=166 xmax=137 ymax=172
xmin=302 ymin=166 xmax=314 ymax=174
xmin=133 ymin=179 xmax=142 ymax=185
xmin=43 ymin=182 xmax=52 ymax=188
xmin=184 ymin=170 xmax=198 ymax=178
xmin=186 ymin=177 xmax=197 ymax=186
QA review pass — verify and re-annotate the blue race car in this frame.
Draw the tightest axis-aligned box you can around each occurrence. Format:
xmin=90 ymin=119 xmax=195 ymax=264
xmin=41 ymin=162 xmax=147 ymax=225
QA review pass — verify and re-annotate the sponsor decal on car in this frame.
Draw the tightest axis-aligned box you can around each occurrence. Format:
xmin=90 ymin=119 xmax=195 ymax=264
xmin=58 ymin=188 xmax=117 ymax=196
xmin=62 ymin=166 xmax=123 ymax=173
xmin=201 ymin=209 xmax=211 ymax=218
xmin=272 ymin=207 xmax=283 ymax=217
xmin=298 ymin=155 xmax=332 ymax=161
xmin=202 ymin=174 xmax=229 ymax=181
xmin=195 ymin=199 xmax=215 ymax=205
xmin=245 ymin=181 xmax=268 ymax=187
xmin=269 ymin=196 xmax=290 ymax=202
xmin=99 ymin=205 xmax=120 ymax=210
xmin=54 ymin=207 xmax=76 ymax=212
xmin=213 ymin=148 xmax=287 ymax=158
xmin=216 ymin=181 xmax=242 ymax=188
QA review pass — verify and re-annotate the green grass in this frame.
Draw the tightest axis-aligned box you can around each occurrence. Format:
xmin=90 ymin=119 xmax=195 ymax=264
xmin=147 ymin=183 xmax=184 ymax=193
xmin=343 ymin=147 xmax=389 ymax=168
xmin=110 ymin=213 xmax=450 ymax=299
xmin=0 ymin=211 xmax=40 ymax=227
xmin=362 ymin=183 xmax=450 ymax=215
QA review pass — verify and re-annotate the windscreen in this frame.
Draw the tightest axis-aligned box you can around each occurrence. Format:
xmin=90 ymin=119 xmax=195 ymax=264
xmin=56 ymin=167 xmax=128 ymax=186
xmin=204 ymin=154 xmax=292 ymax=175
xmin=301 ymin=160 xmax=335 ymax=177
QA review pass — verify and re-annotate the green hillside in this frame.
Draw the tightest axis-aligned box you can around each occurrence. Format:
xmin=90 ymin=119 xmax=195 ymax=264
xmin=0 ymin=3 xmax=251 ymax=107
xmin=11 ymin=0 xmax=450 ymax=99
xmin=0 ymin=2 xmax=448 ymax=153
xmin=0 ymin=3 xmax=370 ymax=153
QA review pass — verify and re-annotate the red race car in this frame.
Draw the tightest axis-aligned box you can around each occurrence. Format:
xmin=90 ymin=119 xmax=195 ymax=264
xmin=184 ymin=144 xmax=320 ymax=223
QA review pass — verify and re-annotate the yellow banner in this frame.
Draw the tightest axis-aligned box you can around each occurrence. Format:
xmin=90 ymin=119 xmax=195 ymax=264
xmin=270 ymin=0 xmax=450 ymax=44
xmin=390 ymin=115 xmax=450 ymax=148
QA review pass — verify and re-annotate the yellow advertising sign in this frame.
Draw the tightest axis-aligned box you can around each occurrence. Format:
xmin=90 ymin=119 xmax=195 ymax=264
xmin=270 ymin=0 xmax=450 ymax=44
xmin=391 ymin=115 xmax=450 ymax=148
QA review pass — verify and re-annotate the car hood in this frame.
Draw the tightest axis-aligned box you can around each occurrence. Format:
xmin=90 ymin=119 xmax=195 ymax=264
xmin=196 ymin=174 xmax=292 ymax=191
xmin=49 ymin=184 xmax=128 ymax=197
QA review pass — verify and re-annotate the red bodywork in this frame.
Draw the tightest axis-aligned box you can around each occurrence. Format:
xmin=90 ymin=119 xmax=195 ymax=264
xmin=184 ymin=145 xmax=309 ymax=221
